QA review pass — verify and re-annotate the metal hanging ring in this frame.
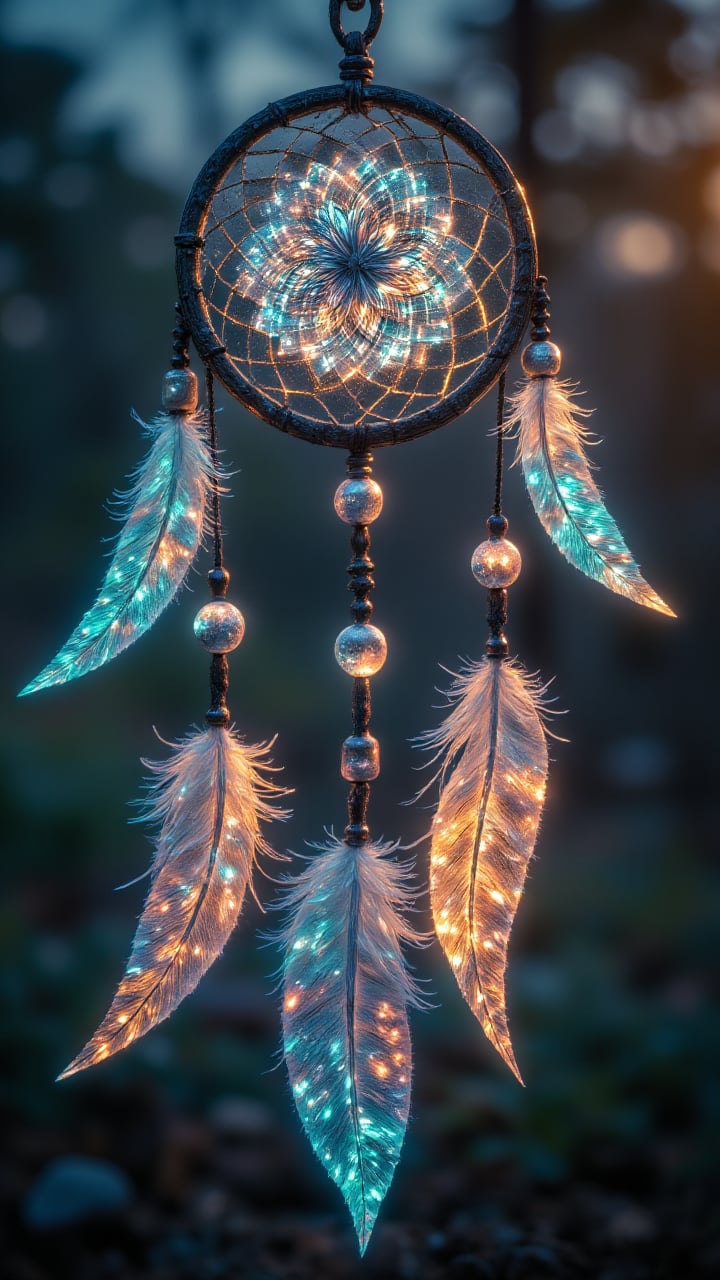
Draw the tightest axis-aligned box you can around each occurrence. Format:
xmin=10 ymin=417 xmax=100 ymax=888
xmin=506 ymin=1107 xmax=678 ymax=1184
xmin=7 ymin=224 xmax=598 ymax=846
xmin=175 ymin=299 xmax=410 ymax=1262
xmin=329 ymin=0 xmax=383 ymax=50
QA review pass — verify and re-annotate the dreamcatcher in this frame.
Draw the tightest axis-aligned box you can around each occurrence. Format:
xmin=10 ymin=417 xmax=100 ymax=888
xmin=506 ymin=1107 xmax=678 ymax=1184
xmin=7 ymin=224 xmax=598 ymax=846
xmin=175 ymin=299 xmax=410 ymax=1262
xmin=20 ymin=0 xmax=673 ymax=1253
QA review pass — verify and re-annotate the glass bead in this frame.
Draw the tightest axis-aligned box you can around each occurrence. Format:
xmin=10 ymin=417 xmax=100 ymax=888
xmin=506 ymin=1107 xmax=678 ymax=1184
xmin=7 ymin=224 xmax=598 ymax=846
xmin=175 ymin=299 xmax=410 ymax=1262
xmin=471 ymin=538 xmax=522 ymax=588
xmin=334 ymin=624 xmax=387 ymax=677
xmin=193 ymin=601 xmax=245 ymax=653
xmin=161 ymin=368 xmax=198 ymax=412
xmin=334 ymin=477 xmax=384 ymax=525
xmin=521 ymin=340 xmax=562 ymax=378
xmin=341 ymin=734 xmax=380 ymax=781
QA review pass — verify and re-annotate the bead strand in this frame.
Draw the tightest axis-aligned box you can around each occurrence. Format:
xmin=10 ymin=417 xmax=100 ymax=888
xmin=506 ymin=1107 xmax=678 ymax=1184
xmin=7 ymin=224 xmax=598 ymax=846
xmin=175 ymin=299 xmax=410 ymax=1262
xmin=192 ymin=367 xmax=244 ymax=725
xmin=522 ymin=276 xmax=562 ymax=378
xmin=473 ymin=375 xmax=522 ymax=657
xmin=194 ymin=566 xmax=245 ymax=725
xmin=333 ymin=452 xmax=385 ymax=844
xmin=472 ymin=512 xmax=522 ymax=658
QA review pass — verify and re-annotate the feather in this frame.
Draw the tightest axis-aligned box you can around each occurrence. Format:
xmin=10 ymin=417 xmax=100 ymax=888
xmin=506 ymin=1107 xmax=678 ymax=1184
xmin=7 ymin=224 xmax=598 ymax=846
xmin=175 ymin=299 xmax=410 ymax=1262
xmin=280 ymin=836 xmax=423 ymax=1253
xmin=20 ymin=409 xmax=214 ymax=696
xmin=422 ymin=658 xmax=549 ymax=1084
xmin=508 ymin=377 xmax=675 ymax=617
xmin=58 ymin=725 xmax=289 ymax=1079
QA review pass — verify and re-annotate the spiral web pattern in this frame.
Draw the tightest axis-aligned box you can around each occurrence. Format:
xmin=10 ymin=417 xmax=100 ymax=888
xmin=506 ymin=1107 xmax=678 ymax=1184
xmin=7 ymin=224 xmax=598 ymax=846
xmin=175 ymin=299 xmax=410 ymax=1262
xmin=200 ymin=106 xmax=516 ymax=429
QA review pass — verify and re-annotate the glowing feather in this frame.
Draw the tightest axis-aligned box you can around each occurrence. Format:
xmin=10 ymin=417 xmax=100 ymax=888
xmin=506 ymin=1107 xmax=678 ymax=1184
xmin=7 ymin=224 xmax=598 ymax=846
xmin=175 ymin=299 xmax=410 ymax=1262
xmin=508 ymin=378 xmax=674 ymax=617
xmin=422 ymin=658 xmax=549 ymax=1084
xmin=280 ymin=836 xmax=422 ymax=1253
xmin=20 ymin=409 xmax=214 ymax=695
xmin=58 ymin=726 xmax=289 ymax=1079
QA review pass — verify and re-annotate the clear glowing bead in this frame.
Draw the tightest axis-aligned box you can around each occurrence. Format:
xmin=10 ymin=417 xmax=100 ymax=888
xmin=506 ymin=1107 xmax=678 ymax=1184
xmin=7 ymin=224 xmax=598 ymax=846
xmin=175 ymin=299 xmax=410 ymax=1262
xmin=193 ymin=601 xmax=246 ymax=653
xmin=334 ymin=477 xmax=384 ymax=525
xmin=341 ymin=734 xmax=380 ymax=781
xmin=471 ymin=538 xmax=522 ymax=588
xmin=334 ymin=624 xmax=387 ymax=677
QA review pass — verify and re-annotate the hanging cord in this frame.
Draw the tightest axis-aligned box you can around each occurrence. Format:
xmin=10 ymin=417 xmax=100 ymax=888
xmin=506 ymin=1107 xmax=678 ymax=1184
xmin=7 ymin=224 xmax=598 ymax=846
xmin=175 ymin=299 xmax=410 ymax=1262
xmin=203 ymin=362 xmax=232 ymax=725
xmin=205 ymin=363 xmax=224 ymax=570
xmin=485 ymin=373 xmax=510 ymax=659
xmin=494 ymin=372 xmax=506 ymax=517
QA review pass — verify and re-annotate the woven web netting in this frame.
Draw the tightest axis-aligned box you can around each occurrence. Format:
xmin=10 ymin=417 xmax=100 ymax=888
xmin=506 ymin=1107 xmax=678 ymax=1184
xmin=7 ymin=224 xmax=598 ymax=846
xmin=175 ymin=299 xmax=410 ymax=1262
xmin=200 ymin=105 xmax=515 ymax=428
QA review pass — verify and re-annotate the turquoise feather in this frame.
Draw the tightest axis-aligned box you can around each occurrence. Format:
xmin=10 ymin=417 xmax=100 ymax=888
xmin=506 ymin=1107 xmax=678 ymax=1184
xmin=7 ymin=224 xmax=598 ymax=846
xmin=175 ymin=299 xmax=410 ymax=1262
xmin=20 ymin=409 xmax=213 ymax=695
xmin=280 ymin=836 xmax=422 ymax=1254
xmin=509 ymin=377 xmax=675 ymax=617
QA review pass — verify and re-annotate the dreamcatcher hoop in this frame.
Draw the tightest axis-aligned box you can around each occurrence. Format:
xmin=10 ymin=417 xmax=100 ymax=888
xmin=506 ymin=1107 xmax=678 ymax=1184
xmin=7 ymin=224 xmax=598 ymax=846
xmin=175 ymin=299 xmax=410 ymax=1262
xmin=176 ymin=84 xmax=537 ymax=449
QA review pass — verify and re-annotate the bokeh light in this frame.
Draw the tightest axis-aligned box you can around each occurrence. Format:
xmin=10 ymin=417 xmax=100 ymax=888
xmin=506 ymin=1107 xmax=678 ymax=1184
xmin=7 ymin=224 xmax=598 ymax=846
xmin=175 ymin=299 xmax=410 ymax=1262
xmin=1 ymin=293 xmax=48 ymax=348
xmin=595 ymin=213 xmax=687 ymax=281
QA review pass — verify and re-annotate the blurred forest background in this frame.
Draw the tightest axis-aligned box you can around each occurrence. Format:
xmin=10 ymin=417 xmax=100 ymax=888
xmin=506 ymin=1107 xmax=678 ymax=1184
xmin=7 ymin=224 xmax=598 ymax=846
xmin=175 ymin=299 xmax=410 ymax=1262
xmin=1 ymin=1 xmax=719 ymax=1277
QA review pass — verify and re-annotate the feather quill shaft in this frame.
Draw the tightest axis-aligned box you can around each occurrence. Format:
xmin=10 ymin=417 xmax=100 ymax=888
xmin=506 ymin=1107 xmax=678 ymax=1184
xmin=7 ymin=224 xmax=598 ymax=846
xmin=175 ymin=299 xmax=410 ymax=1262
xmin=508 ymin=378 xmax=674 ymax=616
xmin=424 ymin=658 xmax=548 ymax=1083
xmin=21 ymin=409 xmax=214 ymax=695
xmin=59 ymin=726 xmax=289 ymax=1079
xmin=280 ymin=837 xmax=422 ymax=1253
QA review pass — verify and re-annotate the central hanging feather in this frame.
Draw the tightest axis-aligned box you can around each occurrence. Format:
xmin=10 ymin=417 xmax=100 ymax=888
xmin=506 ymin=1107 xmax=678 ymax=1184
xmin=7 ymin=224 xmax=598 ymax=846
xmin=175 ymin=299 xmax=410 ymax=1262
xmin=280 ymin=837 xmax=423 ymax=1254
xmin=422 ymin=658 xmax=549 ymax=1084
xmin=21 ymin=407 xmax=214 ymax=695
xmin=59 ymin=726 xmax=289 ymax=1079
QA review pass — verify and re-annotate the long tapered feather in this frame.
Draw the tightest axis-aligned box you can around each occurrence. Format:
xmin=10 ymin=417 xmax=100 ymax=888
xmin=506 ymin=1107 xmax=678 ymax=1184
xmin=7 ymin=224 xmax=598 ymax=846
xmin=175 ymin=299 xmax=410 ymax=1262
xmin=508 ymin=377 xmax=674 ymax=616
xmin=422 ymin=658 xmax=548 ymax=1084
xmin=58 ymin=726 xmax=289 ymax=1079
xmin=280 ymin=836 xmax=423 ymax=1253
xmin=20 ymin=409 xmax=214 ymax=695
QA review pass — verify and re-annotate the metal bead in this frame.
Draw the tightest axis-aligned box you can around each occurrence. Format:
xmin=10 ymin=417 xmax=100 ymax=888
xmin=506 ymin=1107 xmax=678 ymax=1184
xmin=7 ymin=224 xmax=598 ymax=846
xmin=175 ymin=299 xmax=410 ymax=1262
xmin=521 ymin=340 xmax=562 ymax=378
xmin=193 ymin=601 xmax=245 ymax=653
xmin=345 ymin=821 xmax=370 ymax=845
xmin=341 ymin=734 xmax=380 ymax=781
xmin=486 ymin=634 xmax=509 ymax=658
xmin=486 ymin=513 xmax=508 ymax=538
xmin=205 ymin=706 xmax=230 ymax=726
xmin=208 ymin=566 xmax=230 ymax=598
xmin=161 ymin=368 xmax=198 ymax=412
xmin=334 ymin=477 xmax=383 ymax=525
xmin=334 ymin=624 xmax=387 ymax=677
xmin=472 ymin=538 xmax=522 ymax=588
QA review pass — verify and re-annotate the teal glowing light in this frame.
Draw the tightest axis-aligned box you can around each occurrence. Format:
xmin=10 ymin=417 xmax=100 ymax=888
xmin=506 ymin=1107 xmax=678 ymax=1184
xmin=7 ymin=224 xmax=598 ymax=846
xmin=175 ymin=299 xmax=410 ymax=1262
xmin=281 ymin=837 xmax=421 ymax=1253
xmin=513 ymin=379 xmax=675 ymax=617
xmin=236 ymin=155 xmax=473 ymax=384
xmin=20 ymin=411 xmax=211 ymax=695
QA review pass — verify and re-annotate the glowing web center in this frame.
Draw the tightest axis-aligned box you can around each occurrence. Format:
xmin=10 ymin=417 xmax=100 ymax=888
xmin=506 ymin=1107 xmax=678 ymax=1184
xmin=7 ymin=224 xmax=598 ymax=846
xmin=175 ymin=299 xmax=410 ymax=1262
xmin=235 ymin=155 xmax=474 ymax=382
xmin=304 ymin=203 xmax=434 ymax=322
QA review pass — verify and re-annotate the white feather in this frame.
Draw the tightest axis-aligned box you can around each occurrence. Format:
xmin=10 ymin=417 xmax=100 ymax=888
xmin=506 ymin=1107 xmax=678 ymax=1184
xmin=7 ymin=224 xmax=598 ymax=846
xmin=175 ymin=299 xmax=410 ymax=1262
xmin=59 ymin=725 xmax=289 ymax=1079
xmin=422 ymin=658 xmax=549 ymax=1084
